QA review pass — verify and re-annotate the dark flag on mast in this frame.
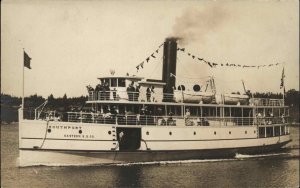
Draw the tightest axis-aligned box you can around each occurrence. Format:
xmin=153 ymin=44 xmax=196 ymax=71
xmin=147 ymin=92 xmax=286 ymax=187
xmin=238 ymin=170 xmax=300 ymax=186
xmin=24 ymin=51 xmax=31 ymax=69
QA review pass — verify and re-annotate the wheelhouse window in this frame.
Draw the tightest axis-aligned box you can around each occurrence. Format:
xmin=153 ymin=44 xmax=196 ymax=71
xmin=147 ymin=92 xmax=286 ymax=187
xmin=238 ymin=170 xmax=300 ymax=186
xmin=118 ymin=78 xmax=126 ymax=87
xmin=111 ymin=78 xmax=117 ymax=87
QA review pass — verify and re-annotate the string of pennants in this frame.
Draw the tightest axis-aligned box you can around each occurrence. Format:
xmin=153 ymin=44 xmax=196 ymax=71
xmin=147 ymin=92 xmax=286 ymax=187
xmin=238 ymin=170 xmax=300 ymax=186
xmin=136 ymin=43 xmax=164 ymax=72
xmin=177 ymin=47 xmax=281 ymax=68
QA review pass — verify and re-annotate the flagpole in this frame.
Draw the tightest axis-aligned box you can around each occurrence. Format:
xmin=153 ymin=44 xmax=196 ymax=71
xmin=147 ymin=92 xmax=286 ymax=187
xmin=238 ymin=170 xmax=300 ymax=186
xmin=282 ymin=64 xmax=285 ymax=106
xmin=22 ymin=48 xmax=25 ymax=111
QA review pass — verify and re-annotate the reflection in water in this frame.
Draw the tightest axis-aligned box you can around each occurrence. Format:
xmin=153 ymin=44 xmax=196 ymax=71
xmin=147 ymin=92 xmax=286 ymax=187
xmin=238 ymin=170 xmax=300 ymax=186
xmin=115 ymin=166 xmax=142 ymax=187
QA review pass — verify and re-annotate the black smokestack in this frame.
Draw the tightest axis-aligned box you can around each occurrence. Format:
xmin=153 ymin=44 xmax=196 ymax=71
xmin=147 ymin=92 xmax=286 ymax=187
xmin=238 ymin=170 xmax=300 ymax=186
xmin=162 ymin=38 xmax=178 ymax=95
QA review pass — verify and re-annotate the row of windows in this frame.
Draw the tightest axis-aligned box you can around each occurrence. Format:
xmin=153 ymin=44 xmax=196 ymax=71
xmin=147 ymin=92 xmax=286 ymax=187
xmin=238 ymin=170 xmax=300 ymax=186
xmin=141 ymin=130 xmax=256 ymax=136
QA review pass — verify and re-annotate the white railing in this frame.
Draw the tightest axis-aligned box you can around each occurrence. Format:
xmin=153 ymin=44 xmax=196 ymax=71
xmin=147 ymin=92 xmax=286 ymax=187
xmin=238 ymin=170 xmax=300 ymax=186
xmin=250 ymin=98 xmax=284 ymax=106
xmin=88 ymin=91 xmax=174 ymax=102
xmin=66 ymin=112 xmax=289 ymax=127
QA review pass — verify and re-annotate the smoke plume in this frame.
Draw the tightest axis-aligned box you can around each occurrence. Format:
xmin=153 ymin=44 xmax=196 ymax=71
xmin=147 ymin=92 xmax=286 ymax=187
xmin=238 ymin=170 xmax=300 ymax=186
xmin=172 ymin=5 xmax=229 ymax=45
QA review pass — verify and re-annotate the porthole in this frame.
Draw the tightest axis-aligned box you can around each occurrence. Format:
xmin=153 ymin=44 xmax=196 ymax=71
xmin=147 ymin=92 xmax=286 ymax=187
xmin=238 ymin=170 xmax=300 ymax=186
xmin=229 ymin=131 xmax=231 ymax=135
xmin=194 ymin=131 xmax=196 ymax=135
xmin=178 ymin=85 xmax=185 ymax=91
xmin=169 ymin=132 xmax=172 ymax=135
xmin=108 ymin=131 xmax=111 ymax=135
xmin=79 ymin=130 xmax=82 ymax=134
xmin=146 ymin=131 xmax=149 ymax=135
xmin=254 ymin=131 xmax=256 ymax=134
xmin=47 ymin=129 xmax=51 ymax=133
xmin=214 ymin=131 xmax=216 ymax=135
xmin=193 ymin=84 xmax=201 ymax=92
xmin=245 ymin=131 xmax=247 ymax=134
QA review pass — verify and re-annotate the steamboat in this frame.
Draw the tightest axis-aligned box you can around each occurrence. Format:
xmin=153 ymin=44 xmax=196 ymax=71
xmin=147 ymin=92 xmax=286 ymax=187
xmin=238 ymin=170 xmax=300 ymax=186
xmin=19 ymin=38 xmax=291 ymax=166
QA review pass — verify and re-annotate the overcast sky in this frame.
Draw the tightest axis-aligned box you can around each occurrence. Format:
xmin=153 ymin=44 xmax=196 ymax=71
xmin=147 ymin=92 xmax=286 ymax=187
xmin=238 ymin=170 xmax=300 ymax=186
xmin=1 ymin=0 xmax=299 ymax=98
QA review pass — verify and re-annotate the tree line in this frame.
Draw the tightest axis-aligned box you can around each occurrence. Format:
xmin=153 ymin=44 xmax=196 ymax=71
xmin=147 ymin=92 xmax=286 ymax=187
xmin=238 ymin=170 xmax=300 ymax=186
xmin=1 ymin=89 xmax=299 ymax=124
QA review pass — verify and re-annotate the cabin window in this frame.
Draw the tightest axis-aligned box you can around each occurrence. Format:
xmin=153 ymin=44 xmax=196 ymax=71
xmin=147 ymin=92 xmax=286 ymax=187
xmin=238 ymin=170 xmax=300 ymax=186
xmin=194 ymin=131 xmax=196 ymax=135
xmin=169 ymin=132 xmax=172 ymax=135
xmin=281 ymin=126 xmax=285 ymax=135
xmin=146 ymin=131 xmax=149 ymax=135
xmin=178 ymin=85 xmax=185 ymax=91
xmin=224 ymin=107 xmax=231 ymax=117
xmin=108 ymin=131 xmax=111 ymax=135
xmin=259 ymin=127 xmax=265 ymax=138
xmin=193 ymin=84 xmax=201 ymax=92
xmin=118 ymin=78 xmax=126 ymax=87
xmin=229 ymin=131 xmax=231 ymax=134
xmin=274 ymin=126 xmax=280 ymax=136
xmin=189 ymin=107 xmax=198 ymax=116
xmin=266 ymin=127 xmax=273 ymax=137
xmin=214 ymin=131 xmax=216 ymax=135
xmin=167 ymin=106 xmax=181 ymax=116
xmin=111 ymin=78 xmax=117 ymax=87
xmin=104 ymin=78 xmax=109 ymax=85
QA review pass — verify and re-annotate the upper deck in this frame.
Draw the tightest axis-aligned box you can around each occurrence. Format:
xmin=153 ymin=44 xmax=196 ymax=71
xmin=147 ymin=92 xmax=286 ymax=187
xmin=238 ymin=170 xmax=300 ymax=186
xmin=86 ymin=90 xmax=285 ymax=108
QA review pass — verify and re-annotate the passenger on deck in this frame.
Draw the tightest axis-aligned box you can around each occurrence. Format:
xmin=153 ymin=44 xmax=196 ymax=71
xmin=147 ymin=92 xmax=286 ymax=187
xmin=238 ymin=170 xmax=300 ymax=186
xmin=151 ymin=86 xmax=155 ymax=102
xmin=112 ymin=88 xmax=117 ymax=100
xmin=127 ymin=82 xmax=135 ymax=101
xmin=95 ymin=83 xmax=102 ymax=100
xmin=281 ymin=113 xmax=285 ymax=123
xmin=104 ymin=82 xmax=110 ymax=100
xmin=185 ymin=108 xmax=193 ymax=126
xmin=146 ymin=86 xmax=151 ymax=102
xmin=167 ymin=112 xmax=174 ymax=125
xmin=135 ymin=84 xmax=140 ymax=101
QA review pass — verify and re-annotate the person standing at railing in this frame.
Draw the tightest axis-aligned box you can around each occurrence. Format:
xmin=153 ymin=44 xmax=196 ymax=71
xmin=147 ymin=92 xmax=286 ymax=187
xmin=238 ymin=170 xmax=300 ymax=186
xmin=127 ymin=82 xmax=135 ymax=101
xmin=256 ymin=112 xmax=262 ymax=125
xmin=151 ymin=86 xmax=155 ymax=102
xmin=146 ymin=86 xmax=151 ymax=102
xmin=95 ymin=83 xmax=104 ymax=100
xmin=104 ymin=82 xmax=110 ymax=100
xmin=135 ymin=84 xmax=140 ymax=101
xmin=185 ymin=108 xmax=193 ymax=126
xmin=112 ymin=88 xmax=117 ymax=100
xmin=281 ymin=113 xmax=285 ymax=124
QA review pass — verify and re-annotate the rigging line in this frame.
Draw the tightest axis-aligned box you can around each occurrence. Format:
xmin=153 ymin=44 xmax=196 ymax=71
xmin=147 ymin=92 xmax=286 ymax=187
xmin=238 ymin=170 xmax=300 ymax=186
xmin=130 ymin=42 xmax=164 ymax=75
xmin=176 ymin=56 xmax=193 ymax=78
xmin=174 ymin=74 xmax=211 ymax=80
xmin=147 ymin=56 xmax=162 ymax=78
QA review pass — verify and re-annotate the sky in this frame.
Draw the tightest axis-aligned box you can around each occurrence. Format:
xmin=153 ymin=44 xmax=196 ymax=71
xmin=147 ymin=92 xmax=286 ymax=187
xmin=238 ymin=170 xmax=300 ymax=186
xmin=1 ymin=0 xmax=299 ymax=98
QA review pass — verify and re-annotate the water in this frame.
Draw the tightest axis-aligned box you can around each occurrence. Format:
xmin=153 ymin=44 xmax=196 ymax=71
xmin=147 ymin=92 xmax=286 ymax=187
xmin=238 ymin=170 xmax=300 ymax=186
xmin=1 ymin=123 xmax=299 ymax=188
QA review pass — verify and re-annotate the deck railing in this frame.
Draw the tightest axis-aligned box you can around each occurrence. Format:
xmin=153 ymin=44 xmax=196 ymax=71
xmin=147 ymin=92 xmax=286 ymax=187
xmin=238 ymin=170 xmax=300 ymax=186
xmin=65 ymin=112 xmax=289 ymax=127
xmin=88 ymin=91 xmax=284 ymax=106
xmin=250 ymin=98 xmax=284 ymax=106
xmin=88 ymin=91 xmax=174 ymax=102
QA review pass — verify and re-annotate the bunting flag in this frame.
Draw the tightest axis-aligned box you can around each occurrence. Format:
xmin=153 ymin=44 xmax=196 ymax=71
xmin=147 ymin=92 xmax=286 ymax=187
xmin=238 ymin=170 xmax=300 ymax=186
xmin=280 ymin=67 xmax=285 ymax=89
xmin=24 ymin=51 xmax=31 ymax=69
xmin=177 ymin=46 xmax=282 ymax=69
xmin=135 ymin=43 xmax=163 ymax=72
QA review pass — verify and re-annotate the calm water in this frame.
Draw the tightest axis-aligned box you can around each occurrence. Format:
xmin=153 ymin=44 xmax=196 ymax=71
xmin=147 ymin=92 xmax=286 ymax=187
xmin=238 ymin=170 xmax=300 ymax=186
xmin=1 ymin=123 xmax=299 ymax=188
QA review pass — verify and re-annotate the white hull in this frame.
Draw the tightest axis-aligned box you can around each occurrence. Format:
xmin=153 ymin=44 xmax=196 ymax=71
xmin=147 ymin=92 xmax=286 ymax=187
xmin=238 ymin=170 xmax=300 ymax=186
xmin=19 ymin=120 xmax=290 ymax=166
